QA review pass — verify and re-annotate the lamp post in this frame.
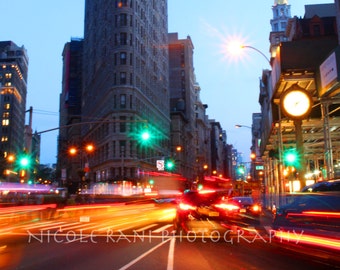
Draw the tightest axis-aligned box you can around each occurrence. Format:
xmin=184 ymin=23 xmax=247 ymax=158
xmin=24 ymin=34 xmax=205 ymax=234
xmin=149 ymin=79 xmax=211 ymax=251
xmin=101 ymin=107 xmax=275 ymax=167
xmin=235 ymin=124 xmax=251 ymax=129
xmin=241 ymin=45 xmax=271 ymax=66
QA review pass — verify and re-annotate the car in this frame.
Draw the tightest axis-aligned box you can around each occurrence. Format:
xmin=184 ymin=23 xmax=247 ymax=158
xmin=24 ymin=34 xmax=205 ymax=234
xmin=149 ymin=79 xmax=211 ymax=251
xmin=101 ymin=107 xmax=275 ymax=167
xmin=173 ymin=189 xmax=240 ymax=236
xmin=301 ymin=179 xmax=340 ymax=192
xmin=271 ymin=192 xmax=340 ymax=260
xmin=272 ymin=192 xmax=340 ymax=231
xmin=230 ymin=196 xmax=262 ymax=218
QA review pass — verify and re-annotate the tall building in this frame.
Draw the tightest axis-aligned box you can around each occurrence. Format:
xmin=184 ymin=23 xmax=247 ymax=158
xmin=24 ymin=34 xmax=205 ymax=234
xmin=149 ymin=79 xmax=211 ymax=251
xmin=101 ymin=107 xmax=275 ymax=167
xmin=80 ymin=0 xmax=170 ymax=183
xmin=168 ymin=33 xmax=197 ymax=180
xmin=58 ymin=38 xmax=84 ymax=190
xmin=194 ymin=81 xmax=212 ymax=181
xmin=0 ymin=41 xmax=29 ymax=179
xmin=270 ymin=0 xmax=291 ymax=59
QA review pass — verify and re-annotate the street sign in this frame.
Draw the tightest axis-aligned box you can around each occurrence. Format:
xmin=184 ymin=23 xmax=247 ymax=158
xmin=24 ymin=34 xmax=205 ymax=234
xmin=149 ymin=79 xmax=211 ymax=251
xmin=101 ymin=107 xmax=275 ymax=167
xmin=156 ymin=160 xmax=164 ymax=171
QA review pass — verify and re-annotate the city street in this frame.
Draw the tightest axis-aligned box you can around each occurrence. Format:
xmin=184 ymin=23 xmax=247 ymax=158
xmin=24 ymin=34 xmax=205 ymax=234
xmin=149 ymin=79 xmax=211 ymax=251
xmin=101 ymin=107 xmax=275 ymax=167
xmin=0 ymin=201 xmax=338 ymax=270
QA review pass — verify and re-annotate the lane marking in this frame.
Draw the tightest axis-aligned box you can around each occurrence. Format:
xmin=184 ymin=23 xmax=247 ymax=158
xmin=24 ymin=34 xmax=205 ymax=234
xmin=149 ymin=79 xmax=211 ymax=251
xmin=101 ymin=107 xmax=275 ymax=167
xmin=117 ymin=237 xmax=172 ymax=270
xmin=152 ymin=224 xmax=173 ymax=233
xmin=167 ymin=237 xmax=176 ymax=270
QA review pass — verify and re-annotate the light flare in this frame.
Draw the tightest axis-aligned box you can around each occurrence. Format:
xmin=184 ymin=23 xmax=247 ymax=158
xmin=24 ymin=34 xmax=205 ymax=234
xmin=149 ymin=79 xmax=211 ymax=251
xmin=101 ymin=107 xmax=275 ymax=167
xmin=274 ymin=230 xmax=340 ymax=251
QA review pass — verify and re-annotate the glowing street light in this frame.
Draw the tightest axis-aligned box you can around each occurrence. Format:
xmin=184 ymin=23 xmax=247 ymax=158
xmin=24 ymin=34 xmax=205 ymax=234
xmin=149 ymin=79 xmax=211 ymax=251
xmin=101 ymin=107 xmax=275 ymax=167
xmin=235 ymin=124 xmax=251 ymax=129
xmin=226 ymin=41 xmax=271 ymax=67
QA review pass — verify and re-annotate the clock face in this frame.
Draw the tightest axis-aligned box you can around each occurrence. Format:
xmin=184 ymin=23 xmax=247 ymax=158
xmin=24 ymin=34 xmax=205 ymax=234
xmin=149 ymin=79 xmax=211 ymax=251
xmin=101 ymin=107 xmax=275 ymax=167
xmin=281 ymin=89 xmax=312 ymax=119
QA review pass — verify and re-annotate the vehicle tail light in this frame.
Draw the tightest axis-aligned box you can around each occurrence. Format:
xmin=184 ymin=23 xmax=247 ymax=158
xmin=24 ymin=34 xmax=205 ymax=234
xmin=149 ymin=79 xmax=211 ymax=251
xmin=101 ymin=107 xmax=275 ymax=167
xmin=179 ymin=202 xmax=196 ymax=211
xmin=252 ymin=204 xmax=261 ymax=212
xmin=214 ymin=203 xmax=240 ymax=211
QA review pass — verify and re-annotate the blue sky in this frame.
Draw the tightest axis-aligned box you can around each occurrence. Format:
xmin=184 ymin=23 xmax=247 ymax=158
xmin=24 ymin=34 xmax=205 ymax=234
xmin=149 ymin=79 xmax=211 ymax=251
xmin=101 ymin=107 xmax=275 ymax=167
xmin=2 ymin=0 xmax=333 ymax=164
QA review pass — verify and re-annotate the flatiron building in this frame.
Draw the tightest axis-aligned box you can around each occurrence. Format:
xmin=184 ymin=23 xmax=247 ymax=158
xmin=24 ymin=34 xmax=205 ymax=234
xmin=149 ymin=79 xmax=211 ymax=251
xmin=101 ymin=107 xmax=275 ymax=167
xmin=81 ymin=0 xmax=170 ymax=182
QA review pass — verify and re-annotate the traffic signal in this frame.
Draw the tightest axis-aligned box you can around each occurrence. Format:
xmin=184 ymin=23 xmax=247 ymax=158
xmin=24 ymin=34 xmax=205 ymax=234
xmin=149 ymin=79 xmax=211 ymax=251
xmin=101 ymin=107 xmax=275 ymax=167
xmin=237 ymin=165 xmax=245 ymax=175
xmin=19 ymin=156 xmax=30 ymax=168
xmin=138 ymin=128 xmax=152 ymax=146
xmin=141 ymin=130 xmax=150 ymax=141
xmin=16 ymin=154 xmax=32 ymax=170
xmin=165 ymin=158 xmax=175 ymax=171
xmin=283 ymin=148 xmax=300 ymax=167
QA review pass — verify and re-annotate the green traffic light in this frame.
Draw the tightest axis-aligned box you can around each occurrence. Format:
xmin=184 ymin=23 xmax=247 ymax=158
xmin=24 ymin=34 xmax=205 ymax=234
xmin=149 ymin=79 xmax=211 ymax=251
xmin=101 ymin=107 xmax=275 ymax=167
xmin=237 ymin=165 xmax=245 ymax=175
xmin=141 ymin=130 xmax=150 ymax=141
xmin=165 ymin=159 xmax=175 ymax=171
xmin=166 ymin=161 xmax=174 ymax=169
xmin=285 ymin=153 xmax=296 ymax=163
xmin=19 ymin=156 xmax=30 ymax=167
xmin=283 ymin=149 xmax=299 ymax=166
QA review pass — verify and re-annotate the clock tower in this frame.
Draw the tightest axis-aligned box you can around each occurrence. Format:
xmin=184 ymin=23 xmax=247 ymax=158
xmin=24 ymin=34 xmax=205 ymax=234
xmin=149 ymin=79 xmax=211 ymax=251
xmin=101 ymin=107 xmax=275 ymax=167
xmin=269 ymin=0 xmax=291 ymax=59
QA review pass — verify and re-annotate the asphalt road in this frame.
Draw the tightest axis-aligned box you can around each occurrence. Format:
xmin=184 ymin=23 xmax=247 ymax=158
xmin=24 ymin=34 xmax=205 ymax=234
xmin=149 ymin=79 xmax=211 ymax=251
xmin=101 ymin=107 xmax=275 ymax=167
xmin=0 ymin=202 xmax=339 ymax=270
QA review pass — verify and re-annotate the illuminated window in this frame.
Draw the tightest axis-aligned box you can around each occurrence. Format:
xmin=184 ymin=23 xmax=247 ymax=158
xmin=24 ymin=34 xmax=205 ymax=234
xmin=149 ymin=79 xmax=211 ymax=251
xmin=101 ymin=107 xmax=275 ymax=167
xmin=1 ymin=136 xmax=8 ymax=142
xmin=2 ymin=119 xmax=9 ymax=126
xmin=5 ymin=73 xmax=12 ymax=79
xmin=4 ymin=103 xmax=10 ymax=110
xmin=5 ymin=82 xmax=11 ymax=86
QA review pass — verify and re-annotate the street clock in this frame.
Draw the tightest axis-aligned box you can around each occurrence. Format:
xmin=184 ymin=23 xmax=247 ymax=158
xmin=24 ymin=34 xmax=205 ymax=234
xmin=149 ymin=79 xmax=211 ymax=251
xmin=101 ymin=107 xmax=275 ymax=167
xmin=280 ymin=89 xmax=313 ymax=120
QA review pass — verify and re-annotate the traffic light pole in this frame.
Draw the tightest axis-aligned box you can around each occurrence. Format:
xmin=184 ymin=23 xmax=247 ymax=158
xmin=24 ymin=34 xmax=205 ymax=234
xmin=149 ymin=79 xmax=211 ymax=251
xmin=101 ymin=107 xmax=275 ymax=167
xmin=35 ymin=119 xmax=148 ymax=135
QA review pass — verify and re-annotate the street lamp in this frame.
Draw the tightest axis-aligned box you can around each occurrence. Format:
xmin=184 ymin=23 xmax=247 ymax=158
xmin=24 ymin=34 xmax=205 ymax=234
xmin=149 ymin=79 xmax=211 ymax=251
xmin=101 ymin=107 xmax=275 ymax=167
xmin=235 ymin=124 xmax=251 ymax=129
xmin=241 ymin=45 xmax=271 ymax=65
xmin=227 ymin=42 xmax=271 ymax=67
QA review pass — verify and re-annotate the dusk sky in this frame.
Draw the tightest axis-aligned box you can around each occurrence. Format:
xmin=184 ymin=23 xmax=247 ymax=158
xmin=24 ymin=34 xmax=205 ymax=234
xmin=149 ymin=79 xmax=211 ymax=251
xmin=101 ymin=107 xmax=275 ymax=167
xmin=2 ymin=0 xmax=333 ymax=164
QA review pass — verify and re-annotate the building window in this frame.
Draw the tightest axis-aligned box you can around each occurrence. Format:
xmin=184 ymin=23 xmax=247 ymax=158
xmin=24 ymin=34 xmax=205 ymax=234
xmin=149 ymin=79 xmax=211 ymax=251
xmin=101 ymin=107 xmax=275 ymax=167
xmin=312 ymin=24 xmax=321 ymax=36
xmin=120 ymin=52 xmax=127 ymax=65
xmin=120 ymin=72 xmax=126 ymax=84
xmin=120 ymin=116 xmax=126 ymax=133
xmin=120 ymin=32 xmax=127 ymax=45
xmin=119 ymin=13 xmax=127 ymax=26
xmin=2 ymin=119 xmax=9 ymax=126
xmin=120 ymin=94 xmax=126 ymax=108
xmin=114 ymin=53 xmax=117 ymax=65
xmin=113 ymin=95 xmax=117 ymax=109
xmin=112 ymin=141 xmax=116 ymax=158
xmin=116 ymin=0 xmax=128 ymax=8
xmin=112 ymin=116 xmax=116 ymax=132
